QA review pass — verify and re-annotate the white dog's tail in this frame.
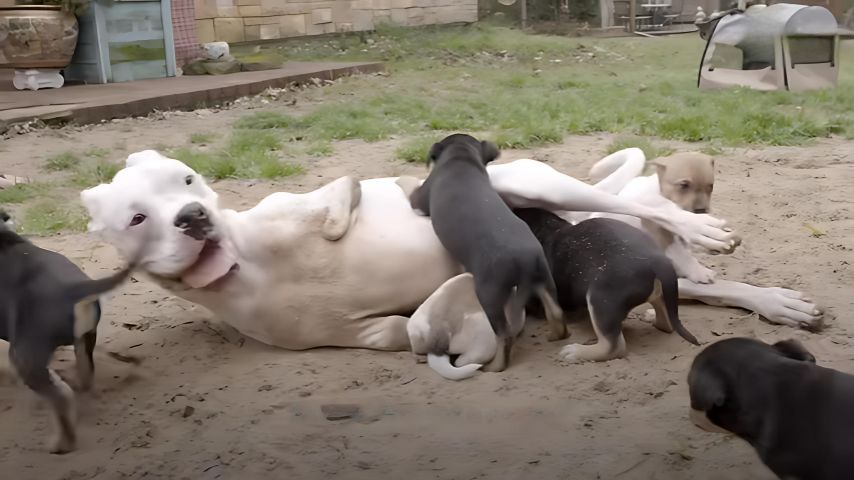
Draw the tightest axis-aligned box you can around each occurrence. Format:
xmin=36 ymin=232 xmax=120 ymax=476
xmin=427 ymin=354 xmax=482 ymax=381
xmin=589 ymin=147 xmax=646 ymax=194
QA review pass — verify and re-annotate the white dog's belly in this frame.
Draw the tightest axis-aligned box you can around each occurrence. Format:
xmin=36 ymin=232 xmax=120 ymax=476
xmin=185 ymin=178 xmax=460 ymax=350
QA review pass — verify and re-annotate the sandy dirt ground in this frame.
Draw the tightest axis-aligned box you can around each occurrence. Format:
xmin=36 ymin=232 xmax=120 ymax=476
xmin=1 ymin=108 xmax=853 ymax=480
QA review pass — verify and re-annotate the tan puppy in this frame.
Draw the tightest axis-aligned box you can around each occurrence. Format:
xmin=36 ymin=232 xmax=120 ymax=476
xmin=591 ymin=152 xmax=719 ymax=284
xmin=653 ymin=152 xmax=715 ymax=214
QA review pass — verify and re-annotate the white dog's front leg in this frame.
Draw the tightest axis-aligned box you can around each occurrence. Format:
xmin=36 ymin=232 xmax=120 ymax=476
xmin=678 ymin=279 xmax=824 ymax=330
xmin=665 ymin=239 xmax=716 ymax=284
xmin=487 ymin=159 xmax=740 ymax=254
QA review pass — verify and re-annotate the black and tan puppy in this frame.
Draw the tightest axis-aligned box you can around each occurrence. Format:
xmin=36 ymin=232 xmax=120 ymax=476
xmin=405 ymin=134 xmax=563 ymax=372
xmin=0 ymin=210 xmax=139 ymax=453
xmin=514 ymin=209 xmax=699 ymax=363
xmin=688 ymin=337 xmax=854 ymax=480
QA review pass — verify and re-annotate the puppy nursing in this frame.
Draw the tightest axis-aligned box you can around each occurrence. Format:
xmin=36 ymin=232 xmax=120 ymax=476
xmin=516 ymin=209 xmax=699 ymax=363
xmin=0 ymin=211 xmax=139 ymax=453
xmin=404 ymin=134 xmax=564 ymax=372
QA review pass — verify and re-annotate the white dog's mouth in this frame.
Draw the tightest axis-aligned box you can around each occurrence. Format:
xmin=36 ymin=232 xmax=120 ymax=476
xmin=180 ymin=239 xmax=238 ymax=289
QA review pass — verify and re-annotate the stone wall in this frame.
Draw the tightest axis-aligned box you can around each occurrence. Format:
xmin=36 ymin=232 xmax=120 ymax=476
xmin=193 ymin=0 xmax=478 ymax=43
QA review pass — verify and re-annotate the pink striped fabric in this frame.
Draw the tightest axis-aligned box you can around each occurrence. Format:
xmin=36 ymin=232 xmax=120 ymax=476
xmin=171 ymin=0 xmax=204 ymax=68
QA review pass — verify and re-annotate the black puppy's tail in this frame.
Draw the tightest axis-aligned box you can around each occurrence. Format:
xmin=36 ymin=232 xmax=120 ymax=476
xmin=652 ymin=258 xmax=699 ymax=346
xmin=66 ymin=263 xmax=138 ymax=304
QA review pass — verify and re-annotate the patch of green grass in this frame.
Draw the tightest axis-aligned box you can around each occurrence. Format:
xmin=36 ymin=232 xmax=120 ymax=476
xmin=0 ymin=183 xmax=46 ymax=203
xmin=44 ymin=152 xmax=81 ymax=172
xmin=17 ymin=202 xmax=87 ymax=236
xmin=607 ymin=136 xmax=675 ymax=160
xmin=235 ymin=111 xmax=295 ymax=130
xmin=84 ymin=147 xmax=111 ymax=160
xmin=395 ymin=136 xmax=440 ymax=163
xmin=190 ymin=132 xmax=216 ymax=145
xmin=71 ymin=160 xmax=122 ymax=187
xmin=303 ymin=141 xmax=333 ymax=157
xmin=247 ymin=27 xmax=854 ymax=148
xmin=172 ymin=129 xmax=302 ymax=180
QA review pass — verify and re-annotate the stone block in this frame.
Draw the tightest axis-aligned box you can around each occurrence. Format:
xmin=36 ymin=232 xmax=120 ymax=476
xmin=337 ymin=22 xmax=353 ymax=31
xmin=279 ymin=14 xmax=307 ymax=36
xmin=323 ymin=22 xmax=336 ymax=33
xmin=195 ymin=0 xmax=216 ymax=19
xmin=213 ymin=17 xmax=245 ymax=42
xmin=196 ymin=19 xmax=216 ymax=43
xmin=262 ymin=0 xmax=326 ymax=15
xmin=237 ymin=0 xmax=260 ymax=4
xmin=391 ymin=0 xmax=415 ymax=7
xmin=311 ymin=7 xmax=333 ymax=23
xmin=259 ymin=23 xmax=281 ymax=38
xmin=373 ymin=0 xmax=391 ymax=9
xmin=216 ymin=5 xmax=240 ymax=16
xmin=305 ymin=20 xmax=325 ymax=35
xmin=332 ymin=1 xmax=353 ymax=22
xmin=244 ymin=24 xmax=261 ymax=40
xmin=390 ymin=8 xmax=407 ymax=24
xmin=351 ymin=0 xmax=371 ymax=8
xmin=239 ymin=5 xmax=262 ymax=15
xmin=244 ymin=15 xmax=283 ymax=24
xmin=352 ymin=9 xmax=374 ymax=30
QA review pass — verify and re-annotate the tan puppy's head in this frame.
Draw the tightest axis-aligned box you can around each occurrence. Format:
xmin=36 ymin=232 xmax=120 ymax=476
xmin=652 ymin=152 xmax=715 ymax=214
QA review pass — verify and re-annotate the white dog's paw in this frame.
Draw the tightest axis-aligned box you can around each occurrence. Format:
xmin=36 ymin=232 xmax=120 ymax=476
xmin=559 ymin=344 xmax=588 ymax=364
xmin=680 ymin=263 xmax=716 ymax=284
xmin=674 ymin=212 xmax=741 ymax=255
xmin=754 ymin=287 xmax=824 ymax=331
xmin=643 ymin=308 xmax=656 ymax=323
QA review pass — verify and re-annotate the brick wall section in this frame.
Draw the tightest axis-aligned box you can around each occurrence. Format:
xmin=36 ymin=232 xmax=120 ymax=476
xmin=194 ymin=0 xmax=478 ymax=43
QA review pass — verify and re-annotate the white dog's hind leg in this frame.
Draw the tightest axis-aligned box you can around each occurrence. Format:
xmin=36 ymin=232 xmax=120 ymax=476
xmin=354 ymin=315 xmax=412 ymax=351
xmin=487 ymin=159 xmax=740 ymax=254
xmin=678 ymin=279 xmax=824 ymax=330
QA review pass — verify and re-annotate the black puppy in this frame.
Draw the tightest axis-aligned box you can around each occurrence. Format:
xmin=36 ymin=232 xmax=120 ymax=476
xmin=406 ymin=134 xmax=563 ymax=372
xmin=1 ymin=210 xmax=138 ymax=454
xmin=514 ymin=209 xmax=699 ymax=362
xmin=688 ymin=337 xmax=854 ymax=480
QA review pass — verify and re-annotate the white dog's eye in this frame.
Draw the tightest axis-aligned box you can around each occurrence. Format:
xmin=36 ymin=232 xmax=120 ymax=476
xmin=185 ymin=175 xmax=194 ymax=186
xmin=130 ymin=214 xmax=147 ymax=227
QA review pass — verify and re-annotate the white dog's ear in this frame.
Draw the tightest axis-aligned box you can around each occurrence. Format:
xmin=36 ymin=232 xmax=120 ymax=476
xmin=80 ymin=184 xmax=112 ymax=232
xmin=321 ymin=176 xmax=362 ymax=241
xmin=126 ymin=150 xmax=167 ymax=168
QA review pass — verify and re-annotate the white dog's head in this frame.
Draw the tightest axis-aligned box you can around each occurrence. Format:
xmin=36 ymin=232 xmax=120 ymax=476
xmin=80 ymin=150 xmax=236 ymax=288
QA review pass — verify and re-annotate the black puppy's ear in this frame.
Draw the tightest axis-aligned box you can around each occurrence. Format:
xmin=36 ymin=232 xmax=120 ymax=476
xmin=427 ymin=141 xmax=444 ymax=164
xmin=773 ymin=339 xmax=816 ymax=364
xmin=480 ymin=141 xmax=500 ymax=165
xmin=688 ymin=368 xmax=726 ymax=411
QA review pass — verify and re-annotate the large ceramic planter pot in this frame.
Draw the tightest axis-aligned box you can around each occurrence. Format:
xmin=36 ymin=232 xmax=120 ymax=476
xmin=0 ymin=5 xmax=79 ymax=69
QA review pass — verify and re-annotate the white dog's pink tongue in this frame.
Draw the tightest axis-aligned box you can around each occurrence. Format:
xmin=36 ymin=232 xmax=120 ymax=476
xmin=182 ymin=242 xmax=237 ymax=289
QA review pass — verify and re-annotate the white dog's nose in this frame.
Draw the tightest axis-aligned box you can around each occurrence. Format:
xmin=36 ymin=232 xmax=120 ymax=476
xmin=174 ymin=202 xmax=212 ymax=240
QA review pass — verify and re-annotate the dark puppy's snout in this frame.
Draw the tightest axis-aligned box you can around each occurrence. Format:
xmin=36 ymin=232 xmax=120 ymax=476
xmin=174 ymin=202 xmax=212 ymax=240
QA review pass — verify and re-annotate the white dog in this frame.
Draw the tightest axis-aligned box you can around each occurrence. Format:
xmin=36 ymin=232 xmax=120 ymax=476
xmin=80 ymin=150 xmax=742 ymax=351
xmin=407 ymin=273 xmax=498 ymax=380
xmin=585 ymin=148 xmax=823 ymax=330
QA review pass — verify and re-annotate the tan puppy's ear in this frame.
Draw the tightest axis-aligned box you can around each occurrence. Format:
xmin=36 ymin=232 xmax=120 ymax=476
xmin=321 ymin=176 xmax=362 ymax=241
xmin=648 ymin=159 xmax=667 ymax=177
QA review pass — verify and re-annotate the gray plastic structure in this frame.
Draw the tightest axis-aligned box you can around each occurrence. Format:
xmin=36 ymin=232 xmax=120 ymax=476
xmin=697 ymin=3 xmax=854 ymax=91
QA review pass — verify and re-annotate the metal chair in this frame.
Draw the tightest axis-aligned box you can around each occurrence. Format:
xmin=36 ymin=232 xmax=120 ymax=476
xmin=614 ymin=0 xmax=653 ymax=30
